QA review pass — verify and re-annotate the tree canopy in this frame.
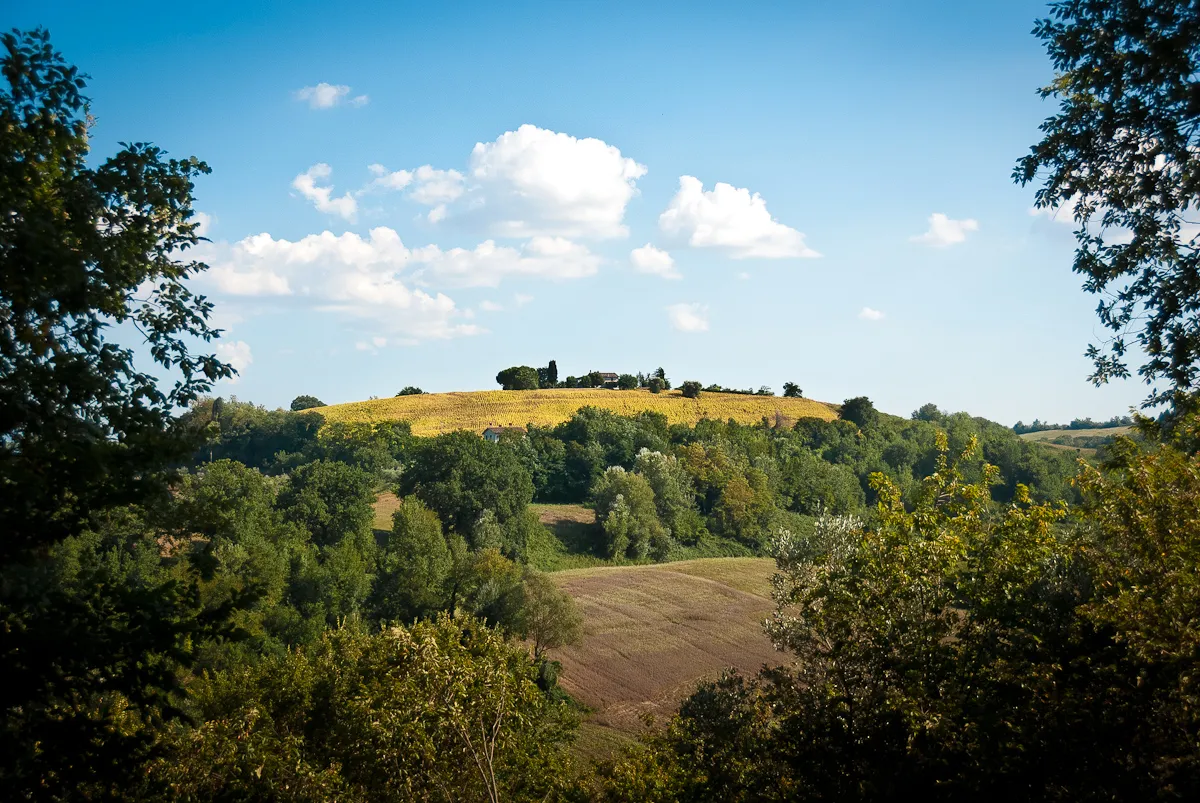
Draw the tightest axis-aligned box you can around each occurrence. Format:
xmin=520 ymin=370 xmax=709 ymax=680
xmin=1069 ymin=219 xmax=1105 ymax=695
xmin=0 ymin=29 xmax=230 ymax=560
xmin=496 ymin=365 xmax=539 ymax=390
xmin=1016 ymin=0 xmax=1200 ymax=410
xmin=290 ymin=394 xmax=325 ymax=411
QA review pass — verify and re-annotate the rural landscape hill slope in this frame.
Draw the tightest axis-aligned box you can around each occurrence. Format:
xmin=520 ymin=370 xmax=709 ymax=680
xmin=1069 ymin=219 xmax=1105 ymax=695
xmin=547 ymin=558 xmax=783 ymax=762
xmin=317 ymin=388 xmax=838 ymax=435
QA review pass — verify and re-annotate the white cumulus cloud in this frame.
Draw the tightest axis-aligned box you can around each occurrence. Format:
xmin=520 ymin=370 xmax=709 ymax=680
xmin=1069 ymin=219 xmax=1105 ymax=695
xmin=292 ymin=164 xmax=358 ymax=221
xmin=410 ymin=165 xmax=466 ymax=206
xmin=666 ymin=302 xmax=709 ymax=333
xmin=858 ymin=306 xmax=885 ymax=321
xmin=216 ymin=340 xmax=253 ymax=381
xmin=479 ymin=300 xmax=503 ymax=312
xmin=659 ymin=176 xmax=819 ymax=259
xmin=364 ymin=164 xmax=414 ymax=192
xmin=294 ymin=83 xmax=368 ymax=109
xmin=196 ymin=228 xmax=480 ymax=341
xmin=410 ymin=235 xmax=600 ymax=287
xmin=464 ymin=124 xmax=647 ymax=239
xmin=630 ymin=244 xmax=680 ymax=279
xmin=910 ymin=212 xmax=979 ymax=247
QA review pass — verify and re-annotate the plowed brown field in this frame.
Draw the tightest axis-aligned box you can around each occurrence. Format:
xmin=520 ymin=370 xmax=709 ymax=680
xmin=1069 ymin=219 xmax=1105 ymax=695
xmin=549 ymin=558 xmax=783 ymax=754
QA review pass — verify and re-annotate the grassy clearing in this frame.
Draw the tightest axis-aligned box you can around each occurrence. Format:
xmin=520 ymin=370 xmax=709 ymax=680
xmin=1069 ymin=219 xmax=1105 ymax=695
xmin=1020 ymin=425 xmax=1132 ymax=442
xmin=372 ymin=491 xmax=401 ymax=534
xmin=527 ymin=503 xmax=613 ymax=572
xmin=549 ymin=558 xmax=781 ymax=763
xmin=316 ymin=388 xmax=838 ymax=436
xmin=1020 ymin=425 xmax=1131 ymax=459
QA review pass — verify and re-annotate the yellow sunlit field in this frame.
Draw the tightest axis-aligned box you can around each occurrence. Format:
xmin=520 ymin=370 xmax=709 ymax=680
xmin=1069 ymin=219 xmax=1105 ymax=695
xmin=316 ymin=388 xmax=838 ymax=436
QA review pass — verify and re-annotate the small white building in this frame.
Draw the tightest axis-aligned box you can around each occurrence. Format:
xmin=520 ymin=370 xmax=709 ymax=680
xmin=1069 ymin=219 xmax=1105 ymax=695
xmin=482 ymin=425 xmax=526 ymax=443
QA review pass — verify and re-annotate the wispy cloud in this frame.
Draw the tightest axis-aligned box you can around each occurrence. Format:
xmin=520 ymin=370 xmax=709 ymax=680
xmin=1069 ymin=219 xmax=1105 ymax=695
xmin=292 ymin=164 xmax=358 ymax=221
xmin=858 ymin=306 xmax=885 ymax=321
xmin=666 ymin=302 xmax=710 ymax=333
xmin=294 ymin=82 xmax=368 ymax=109
xmin=630 ymin=244 xmax=681 ymax=279
xmin=911 ymin=212 xmax=978 ymax=247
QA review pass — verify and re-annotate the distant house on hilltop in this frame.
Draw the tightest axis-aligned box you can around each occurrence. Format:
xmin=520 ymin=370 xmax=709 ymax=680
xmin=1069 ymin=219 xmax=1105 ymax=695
xmin=482 ymin=425 xmax=526 ymax=443
xmin=598 ymin=372 xmax=619 ymax=389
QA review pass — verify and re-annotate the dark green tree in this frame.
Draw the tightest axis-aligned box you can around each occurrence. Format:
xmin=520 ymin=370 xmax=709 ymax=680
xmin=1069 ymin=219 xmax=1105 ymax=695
xmin=537 ymin=360 xmax=559 ymax=388
xmin=782 ymin=382 xmax=803 ymax=398
xmin=0 ymin=29 xmax=233 ymax=798
xmin=591 ymin=467 xmax=668 ymax=560
xmin=372 ymin=497 xmax=451 ymax=622
xmin=912 ymin=401 xmax=945 ymax=423
xmin=0 ymin=29 xmax=230 ymax=559
xmin=496 ymin=365 xmax=539 ymax=390
xmin=395 ymin=386 xmax=424 ymax=396
xmin=398 ymin=431 xmax=535 ymax=551
xmin=290 ymin=394 xmax=325 ymax=411
xmin=648 ymin=376 xmax=666 ymax=394
xmin=1016 ymin=0 xmax=1200 ymax=410
xmin=618 ymin=373 xmax=639 ymax=390
xmin=680 ymin=380 xmax=702 ymax=399
xmin=277 ymin=460 xmax=375 ymax=548
xmin=518 ymin=569 xmax=583 ymax=660
xmin=839 ymin=395 xmax=878 ymax=429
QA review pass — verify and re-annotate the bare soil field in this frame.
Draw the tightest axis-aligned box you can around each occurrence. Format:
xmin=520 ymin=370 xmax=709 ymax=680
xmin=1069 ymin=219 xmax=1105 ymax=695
xmin=549 ymin=558 xmax=782 ymax=747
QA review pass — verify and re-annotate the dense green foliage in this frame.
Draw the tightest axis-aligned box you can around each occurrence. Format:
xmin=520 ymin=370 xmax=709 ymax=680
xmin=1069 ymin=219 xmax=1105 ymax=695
xmin=0 ymin=30 xmax=236 ymax=798
xmin=146 ymin=618 xmax=577 ymax=802
xmin=592 ymin=427 xmax=1200 ymax=800
xmin=1013 ymin=414 xmax=1134 ymax=434
xmin=497 ymin=365 xmax=540 ymax=390
xmin=290 ymin=394 xmax=325 ymax=411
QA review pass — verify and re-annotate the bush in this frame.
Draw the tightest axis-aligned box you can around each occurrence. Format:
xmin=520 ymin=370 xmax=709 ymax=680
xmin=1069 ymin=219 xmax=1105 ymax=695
xmin=648 ymin=377 xmax=666 ymax=394
xmin=618 ymin=373 xmax=638 ymax=390
xmin=680 ymin=381 xmax=702 ymax=399
xmin=396 ymin=386 xmax=424 ymax=396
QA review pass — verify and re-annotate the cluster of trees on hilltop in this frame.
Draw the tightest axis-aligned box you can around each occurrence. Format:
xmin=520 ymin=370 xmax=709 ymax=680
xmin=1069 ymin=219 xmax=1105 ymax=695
xmin=496 ymin=361 xmax=808 ymax=399
xmin=497 ymin=361 xmax=676 ymax=391
xmin=1013 ymin=414 xmax=1135 ymax=434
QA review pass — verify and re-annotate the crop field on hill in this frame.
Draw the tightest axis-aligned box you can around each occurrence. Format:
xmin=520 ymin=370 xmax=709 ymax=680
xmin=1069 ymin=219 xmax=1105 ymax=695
xmin=1019 ymin=426 xmax=1131 ymax=458
xmin=317 ymin=388 xmax=838 ymax=436
xmin=549 ymin=558 xmax=782 ymax=763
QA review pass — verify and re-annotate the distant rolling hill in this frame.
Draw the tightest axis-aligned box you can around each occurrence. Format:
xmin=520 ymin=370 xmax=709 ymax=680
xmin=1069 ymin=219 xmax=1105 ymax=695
xmin=316 ymin=388 xmax=838 ymax=436
xmin=1019 ymin=425 xmax=1132 ymax=457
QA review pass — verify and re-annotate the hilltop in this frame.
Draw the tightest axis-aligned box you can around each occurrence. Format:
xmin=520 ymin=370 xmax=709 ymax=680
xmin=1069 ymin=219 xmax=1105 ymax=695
xmin=316 ymin=388 xmax=839 ymax=436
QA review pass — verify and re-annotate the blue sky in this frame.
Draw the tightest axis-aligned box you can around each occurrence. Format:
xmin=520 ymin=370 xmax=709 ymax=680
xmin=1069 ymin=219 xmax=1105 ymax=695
xmin=19 ymin=1 xmax=1151 ymax=424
